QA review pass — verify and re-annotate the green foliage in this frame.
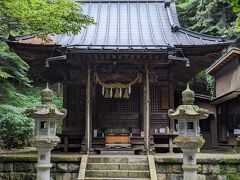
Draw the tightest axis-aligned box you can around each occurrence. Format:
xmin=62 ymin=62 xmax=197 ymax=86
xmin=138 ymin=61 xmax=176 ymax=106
xmin=189 ymin=71 xmax=215 ymax=98
xmin=227 ymin=0 xmax=240 ymax=31
xmin=206 ymin=74 xmax=216 ymax=98
xmin=0 ymin=0 xmax=94 ymax=39
xmin=0 ymin=0 xmax=94 ymax=85
xmin=175 ymin=0 xmax=239 ymax=43
xmin=175 ymin=0 xmax=239 ymax=96
xmin=0 ymin=82 xmax=63 ymax=149
xmin=0 ymin=41 xmax=30 ymax=85
xmin=0 ymin=113 xmax=34 ymax=149
xmin=226 ymin=174 xmax=239 ymax=180
xmin=0 ymin=0 xmax=89 ymax=145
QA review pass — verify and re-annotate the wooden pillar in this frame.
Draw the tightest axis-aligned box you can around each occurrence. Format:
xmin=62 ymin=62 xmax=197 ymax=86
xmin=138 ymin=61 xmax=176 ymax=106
xmin=62 ymin=80 xmax=68 ymax=131
xmin=85 ymin=65 xmax=91 ymax=153
xmin=144 ymin=65 xmax=150 ymax=151
xmin=169 ymin=68 xmax=175 ymax=131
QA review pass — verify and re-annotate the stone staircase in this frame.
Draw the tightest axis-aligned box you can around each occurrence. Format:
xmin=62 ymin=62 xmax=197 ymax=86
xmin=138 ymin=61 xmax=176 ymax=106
xmin=78 ymin=155 xmax=152 ymax=180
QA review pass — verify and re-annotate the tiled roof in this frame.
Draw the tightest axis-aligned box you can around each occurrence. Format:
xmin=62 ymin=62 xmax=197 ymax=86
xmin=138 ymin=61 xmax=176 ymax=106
xmin=50 ymin=0 xmax=231 ymax=50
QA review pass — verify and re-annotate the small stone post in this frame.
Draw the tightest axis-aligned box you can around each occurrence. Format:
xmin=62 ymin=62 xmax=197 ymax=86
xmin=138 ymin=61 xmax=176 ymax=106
xmin=168 ymin=84 xmax=209 ymax=180
xmin=235 ymin=136 xmax=240 ymax=153
xmin=26 ymin=84 xmax=67 ymax=180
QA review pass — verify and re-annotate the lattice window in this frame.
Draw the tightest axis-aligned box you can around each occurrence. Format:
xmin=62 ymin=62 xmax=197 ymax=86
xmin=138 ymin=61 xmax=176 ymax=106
xmin=150 ymin=85 xmax=161 ymax=113
xmin=96 ymin=86 xmax=140 ymax=113
xmin=150 ymin=85 xmax=169 ymax=113
xmin=67 ymin=85 xmax=85 ymax=113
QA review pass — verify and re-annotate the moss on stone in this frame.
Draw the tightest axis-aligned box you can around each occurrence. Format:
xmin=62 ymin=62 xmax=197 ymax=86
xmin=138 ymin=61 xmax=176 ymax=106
xmin=1 ymin=156 xmax=36 ymax=163
xmin=51 ymin=156 xmax=81 ymax=162
xmin=219 ymin=165 xmax=226 ymax=175
xmin=226 ymin=174 xmax=239 ymax=180
xmin=0 ymin=154 xmax=81 ymax=163
xmin=197 ymin=159 xmax=221 ymax=164
xmin=220 ymin=159 xmax=240 ymax=164
xmin=156 ymin=158 xmax=182 ymax=164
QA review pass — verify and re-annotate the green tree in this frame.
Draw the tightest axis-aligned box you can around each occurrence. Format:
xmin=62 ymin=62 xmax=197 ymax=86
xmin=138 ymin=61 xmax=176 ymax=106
xmin=175 ymin=0 xmax=239 ymax=44
xmin=0 ymin=0 xmax=94 ymax=149
xmin=0 ymin=0 xmax=94 ymax=84
xmin=227 ymin=0 xmax=240 ymax=31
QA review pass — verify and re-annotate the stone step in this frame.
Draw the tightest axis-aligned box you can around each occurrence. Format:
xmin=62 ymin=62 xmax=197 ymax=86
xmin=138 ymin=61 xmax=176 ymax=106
xmin=85 ymin=170 xmax=150 ymax=178
xmin=88 ymin=156 xmax=148 ymax=164
xmin=85 ymin=178 xmax=150 ymax=180
xmin=87 ymin=163 xmax=149 ymax=170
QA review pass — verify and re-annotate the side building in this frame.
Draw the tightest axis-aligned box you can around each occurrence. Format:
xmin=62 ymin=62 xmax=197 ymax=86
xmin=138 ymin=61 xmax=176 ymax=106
xmin=206 ymin=48 xmax=240 ymax=146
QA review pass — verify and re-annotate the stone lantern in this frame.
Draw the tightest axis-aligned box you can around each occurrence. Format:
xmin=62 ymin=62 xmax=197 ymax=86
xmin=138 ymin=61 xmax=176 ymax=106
xmin=26 ymin=84 xmax=67 ymax=180
xmin=168 ymin=84 xmax=209 ymax=180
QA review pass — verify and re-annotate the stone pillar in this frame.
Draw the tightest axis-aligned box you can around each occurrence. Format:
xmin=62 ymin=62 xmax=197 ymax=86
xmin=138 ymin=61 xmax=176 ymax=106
xmin=26 ymin=84 xmax=67 ymax=180
xmin=182 ymin=149 xmax=198 ymax=180
xmin=144 ymin=65 xmax=150 ymax=151
xmin=85 ymin=65 xmax=91 ymax=154
xmin=168 ymin=84 xmax=209 ymax=180
xmin=35 ymin=142 xmax=57 ymax=180
xmin=235 ymin=136 xmax=240 ymax=153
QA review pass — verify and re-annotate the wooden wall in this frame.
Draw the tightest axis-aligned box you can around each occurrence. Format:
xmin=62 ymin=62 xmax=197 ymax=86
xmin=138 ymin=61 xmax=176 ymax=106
xmin=217 ymin=98 xmax=240 ymax=145
xmin=215 ymin=57 xmax=240 ymax=97
xmin=63 ymin=84 xmax=86 ymax=135
xmin=62 ymin=82 xmax=171 ymax=136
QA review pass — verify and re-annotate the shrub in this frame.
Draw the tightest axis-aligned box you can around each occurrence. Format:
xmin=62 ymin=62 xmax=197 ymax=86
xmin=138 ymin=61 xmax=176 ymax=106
xmin=0 ymin=113 xmax=34 ymax=149
xmin=0 ymin=82 xmax=63 ymax=149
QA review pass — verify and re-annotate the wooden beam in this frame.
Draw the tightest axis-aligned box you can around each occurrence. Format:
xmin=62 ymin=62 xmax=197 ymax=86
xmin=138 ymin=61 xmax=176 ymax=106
xmin=85 ymin=65 xmax=91 ymax=153
xmin=62 ymin=81 xmax=68 ymax=131
xmin=144 ymin=65 xmax=150 ymax=151
xmin=169 ymin=67 xmax=175 ymax=131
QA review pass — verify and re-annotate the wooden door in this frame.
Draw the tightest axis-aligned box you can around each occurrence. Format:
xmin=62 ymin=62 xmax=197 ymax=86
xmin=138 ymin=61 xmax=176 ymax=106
xmin=95 ymin=86 xmax=141 ymax=130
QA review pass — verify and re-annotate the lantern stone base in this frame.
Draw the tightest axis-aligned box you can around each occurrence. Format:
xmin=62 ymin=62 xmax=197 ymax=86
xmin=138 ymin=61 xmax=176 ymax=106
xmin=30 ymin=136 xmax=60 ymax=148
xmin=173 ymin=135 xmax=205 ymax=149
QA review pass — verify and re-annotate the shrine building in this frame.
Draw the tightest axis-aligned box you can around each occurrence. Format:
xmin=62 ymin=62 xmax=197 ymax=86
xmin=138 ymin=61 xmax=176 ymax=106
xmin=8 ymin=0 xmax=232 ymax=153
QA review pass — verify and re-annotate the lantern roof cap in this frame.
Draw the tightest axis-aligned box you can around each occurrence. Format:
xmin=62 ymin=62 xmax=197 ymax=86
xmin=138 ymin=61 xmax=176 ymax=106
xmin=26 ymin=84 xmax=67 ymax=119
xmin=168 ymin=84 xmax=209 ymax=120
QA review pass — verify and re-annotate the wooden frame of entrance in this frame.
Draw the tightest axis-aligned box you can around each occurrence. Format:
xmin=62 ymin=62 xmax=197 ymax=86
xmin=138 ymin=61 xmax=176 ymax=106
xmin=84 ymin=63 xmax=153 ymax=153
xmin=85 ymin=64 xmax=91 ymax=153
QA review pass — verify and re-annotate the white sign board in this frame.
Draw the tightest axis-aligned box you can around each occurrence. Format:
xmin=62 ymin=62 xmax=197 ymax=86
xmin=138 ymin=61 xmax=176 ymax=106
xmin=94 ymin=129 xmax=98 ymax=138
xmin=159 ymin=128 xmax=166 ymax=134
xmin=234 ymin=129 xmax=240 ymax=135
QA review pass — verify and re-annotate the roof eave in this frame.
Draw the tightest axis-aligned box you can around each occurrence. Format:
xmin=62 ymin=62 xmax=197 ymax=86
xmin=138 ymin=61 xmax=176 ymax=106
xmin=211 ymin=90 xmax=240 ymax=105
xmin=206 ymin=47 xmax=240 ymax=75
xmin=175 ymin=42 xmax=232 ymax=48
